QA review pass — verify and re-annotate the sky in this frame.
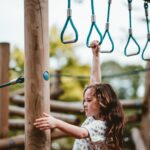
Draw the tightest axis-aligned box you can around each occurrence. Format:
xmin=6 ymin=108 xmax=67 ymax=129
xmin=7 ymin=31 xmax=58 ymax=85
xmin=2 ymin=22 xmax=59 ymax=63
xmin=0 ymin=0 xmax=149 ymax=67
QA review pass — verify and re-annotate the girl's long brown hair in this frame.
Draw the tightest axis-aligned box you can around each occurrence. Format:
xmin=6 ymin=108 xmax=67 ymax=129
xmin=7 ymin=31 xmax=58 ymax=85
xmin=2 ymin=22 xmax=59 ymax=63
xmin=83 ymin=83 xmax=125 ymax=150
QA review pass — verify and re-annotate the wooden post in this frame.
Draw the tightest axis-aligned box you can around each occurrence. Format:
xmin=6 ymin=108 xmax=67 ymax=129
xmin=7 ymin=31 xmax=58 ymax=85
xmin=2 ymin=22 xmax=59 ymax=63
xmin=145 ymin=0 xmax=150 ymax=3
xmin=0 ymin=43 xmax=10 ymax=138
xmin=24 ymin=0 xmax=50 ymax=149
xmin=131 ymin=128 xmax=146 ymax=150
xmin=141 ymin=62 xmax=150 ymax=149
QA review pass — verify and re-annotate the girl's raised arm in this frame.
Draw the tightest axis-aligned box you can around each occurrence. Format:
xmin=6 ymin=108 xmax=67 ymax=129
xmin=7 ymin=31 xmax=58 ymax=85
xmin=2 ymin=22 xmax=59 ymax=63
xmin=90 ymin=40 xmax=101 ymax=84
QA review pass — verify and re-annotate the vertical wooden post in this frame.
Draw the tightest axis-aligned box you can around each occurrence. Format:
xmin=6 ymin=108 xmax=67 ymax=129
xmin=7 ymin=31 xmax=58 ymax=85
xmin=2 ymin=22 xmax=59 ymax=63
xmin=141 ymin=62 xmax=150 ymax=149
xmin=0 ymin=43 xmax=10 ymax=138
xmin=24 ymin=0 xmax=50 ymax=149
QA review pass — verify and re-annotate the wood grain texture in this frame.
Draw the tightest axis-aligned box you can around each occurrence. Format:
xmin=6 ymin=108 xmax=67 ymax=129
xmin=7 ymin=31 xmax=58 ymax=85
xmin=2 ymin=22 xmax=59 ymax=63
xmin=141 ymin=62 xmax=150 ymax=149
xmin=24 ymin=0 xmax=50 ymax=149
xmin=0 ymin=43 xmax=10 ymax=138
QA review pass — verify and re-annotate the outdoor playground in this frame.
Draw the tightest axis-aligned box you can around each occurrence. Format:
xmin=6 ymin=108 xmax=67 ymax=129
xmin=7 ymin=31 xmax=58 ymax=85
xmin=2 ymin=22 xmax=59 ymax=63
xmin=0 ymin=0 xmax=150 ymax=149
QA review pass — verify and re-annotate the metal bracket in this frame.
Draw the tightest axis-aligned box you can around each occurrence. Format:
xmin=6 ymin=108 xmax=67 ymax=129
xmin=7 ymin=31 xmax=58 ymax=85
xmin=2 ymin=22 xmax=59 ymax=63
xmin=148 ymin=33 xmax=150 ymax=40
xmin=91 ymin=15 xmax=96 ymax=22
xmin=106 ymin=23 xmax=109 ymax=30
xmin=129 ymin=28 xmax=132 ymax=35
xmin=128 ymin=3 xmax=132 ymax=11
xmin=67 ymin=8 xmax=72 ymax=17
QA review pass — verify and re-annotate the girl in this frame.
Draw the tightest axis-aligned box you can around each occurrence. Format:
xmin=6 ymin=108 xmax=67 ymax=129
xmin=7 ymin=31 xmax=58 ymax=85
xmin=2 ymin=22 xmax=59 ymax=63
xmin=34 ymin=41 xmax=125 ymax=150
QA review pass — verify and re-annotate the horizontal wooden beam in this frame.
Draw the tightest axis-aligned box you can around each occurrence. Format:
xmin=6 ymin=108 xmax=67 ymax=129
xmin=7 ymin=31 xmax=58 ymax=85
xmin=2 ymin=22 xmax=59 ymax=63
xmin=125 ymin=113 xmax=142 ymax=124
xmin=9 ymin=105 xmax=80 ymax=125
xmin=0 ymin=135 xmax=24 ymax=149
xmin=9 ymin=88 xmax=24 ymax=97
xmin=10 ymin=95 xmax=143 ymax=114
xmin=0 ymin=130 xmax=68 ymax=149
xmin=9 ymin=85 xmax=63 ymax=100
xmin=9 ymin=114 xmax=141 ymax=130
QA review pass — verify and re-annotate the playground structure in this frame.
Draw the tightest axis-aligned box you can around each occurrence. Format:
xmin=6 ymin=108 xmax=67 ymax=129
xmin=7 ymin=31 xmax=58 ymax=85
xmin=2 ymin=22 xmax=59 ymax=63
xmin=61 ymin=0 xmax=150 ymax=59
xmin=0 ymin=42 xmax=150 ymax=149
xmin=0 ymin=0 xmax=150 ymax=149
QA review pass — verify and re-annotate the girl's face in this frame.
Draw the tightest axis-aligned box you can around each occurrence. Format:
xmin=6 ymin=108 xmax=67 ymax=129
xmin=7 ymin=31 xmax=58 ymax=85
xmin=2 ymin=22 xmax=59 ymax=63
xmin=83 ymin=88 xmax=100 ymax=119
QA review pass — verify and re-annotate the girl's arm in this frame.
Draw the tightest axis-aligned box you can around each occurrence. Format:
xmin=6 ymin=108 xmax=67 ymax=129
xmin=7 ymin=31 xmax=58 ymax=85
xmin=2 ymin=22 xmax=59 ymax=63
xmin=34 ymin=113 xmax=89 ymax=139
xmin=90 ymin=40 xmax=101 ymax=84
xmin=56 ymin=118 xmax=88 ymax=138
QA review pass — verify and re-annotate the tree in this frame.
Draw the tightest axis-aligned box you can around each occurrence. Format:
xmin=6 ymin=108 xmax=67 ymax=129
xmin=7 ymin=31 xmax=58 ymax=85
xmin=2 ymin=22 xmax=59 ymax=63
xmin=9 ymin=46 xmax=24 ymax=91
xmin=101 ymin=61 xmax=144 ymax=99
xmin=50 ymin=25 xmax=90 ymax=101
xmin=50 ymin=25 xmax=75 ymax=70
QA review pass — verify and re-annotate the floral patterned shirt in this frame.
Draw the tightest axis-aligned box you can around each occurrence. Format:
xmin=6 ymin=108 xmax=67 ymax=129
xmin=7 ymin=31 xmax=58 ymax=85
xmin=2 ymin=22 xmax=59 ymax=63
xmin=73 ymin=117 xmax=106 ymax=150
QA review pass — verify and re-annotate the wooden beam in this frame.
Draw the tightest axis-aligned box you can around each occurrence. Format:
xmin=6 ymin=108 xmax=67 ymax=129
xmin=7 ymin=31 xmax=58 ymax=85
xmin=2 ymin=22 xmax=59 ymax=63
xmin=51 ymin=129 xmax=68 ymax=140
xmin=50 ymin=70 xmax=64 ymax=99
xmin=9 ymin=105 xmax=24 ymax=116
xmin=9 ymin=118 xmax=79 ymax=130
xmin=0 ymin=135 xmax=24 ymax=149
xmin=24 ymin=0 xmax=50 ymax=149
xmin=9 ymin=106 xmax=80 ymax=128
xmin=125 ymin=113 xmax=142 ymax=124
xmin=0 ymin=130 xmax=68 ymax=149
xmin=9 ymin=81 xmax=63 ymax=100
xmin=141 ymin=62 xmax=150 ymax=149
xmin=0 ymin=43 xmax=10 ymax=138
xmin=10 ymin=95 xmax=143 ymax=113
xmin=8 ymin=114 xmax=141 ymax=130
xmin=9 ymin=88 xmax=24 ymax=97
xmin=131 ymin=128 xmax=146 ymax=150
xmin=10 ymin=94 xmax=25 ymax=106
xmin=9 ymin=119 xmax=25 ymax=129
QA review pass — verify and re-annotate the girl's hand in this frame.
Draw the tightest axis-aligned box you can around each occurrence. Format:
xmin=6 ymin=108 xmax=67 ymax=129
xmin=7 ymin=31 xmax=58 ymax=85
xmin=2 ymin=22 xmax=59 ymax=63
xmin=34 ymin=112 xmax=58 ymax=131
xmin=90 ymin=40 xmax=100 ymax=56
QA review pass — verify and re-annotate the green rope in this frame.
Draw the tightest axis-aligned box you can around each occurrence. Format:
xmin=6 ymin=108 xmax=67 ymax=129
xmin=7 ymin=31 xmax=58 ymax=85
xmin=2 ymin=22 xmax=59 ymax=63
xmin=68 ymin=0 xmax=71 ymax=8
xmin=142 ymin=2 xmax=150 ymax=61
xmin=86 ymin=0 xmax=102 ymax=47
xmin=91 ymin=0 xmax=95 ymax=15
xmin=107 ymin=0 xmax=111 ymax=23
xmin=101 ymin=0 xmax=114 ymax=53
xmin=50 ymin=67 xmax=150 ymax=80
xmin=0 ymin=76 xmax=24 ymax=88
xmin=60 ymin=0 xmax=78 ymax=44
xmin=124 ymin=0 xmax=140 ymax=56
xmin=129 ymin=0 xmax=132 ymax=28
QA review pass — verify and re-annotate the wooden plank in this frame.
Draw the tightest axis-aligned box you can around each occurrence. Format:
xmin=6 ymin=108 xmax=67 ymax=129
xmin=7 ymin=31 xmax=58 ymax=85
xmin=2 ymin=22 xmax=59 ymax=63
xmin=0 ymin=43 xmax=10 ymax=138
